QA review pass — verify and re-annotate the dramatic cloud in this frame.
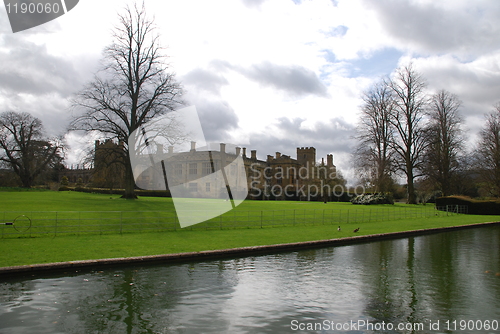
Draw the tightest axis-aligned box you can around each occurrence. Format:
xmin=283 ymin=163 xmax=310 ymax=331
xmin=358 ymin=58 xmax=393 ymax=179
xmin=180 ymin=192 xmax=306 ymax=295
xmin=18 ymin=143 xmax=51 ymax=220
xmin=0 ymin=35 xmax=79 ymax=97
xmin=195 ymin=99 xmax=240 ymax=142
xmin=362 ymin=0 xmax=500 ymax=57
xmin=182 ymin=86 xmax=240 ymax=143
xmin=182 ymin=68 xmax=229 ymax=96
xmin=240 ymin=62 xmax=329 ymax=98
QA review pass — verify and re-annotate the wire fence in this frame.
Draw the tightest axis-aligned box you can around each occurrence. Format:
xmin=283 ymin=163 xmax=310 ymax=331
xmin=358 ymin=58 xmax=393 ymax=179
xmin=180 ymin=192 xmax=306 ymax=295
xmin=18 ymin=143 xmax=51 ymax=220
xmin=0 ymin=205 xmax=467 ymax=238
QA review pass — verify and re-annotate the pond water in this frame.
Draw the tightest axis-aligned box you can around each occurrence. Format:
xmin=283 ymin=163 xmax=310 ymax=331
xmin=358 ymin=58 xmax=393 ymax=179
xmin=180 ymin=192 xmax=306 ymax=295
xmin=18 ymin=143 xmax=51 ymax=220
xmin=1 ymin=225 xmax=499 ymax=333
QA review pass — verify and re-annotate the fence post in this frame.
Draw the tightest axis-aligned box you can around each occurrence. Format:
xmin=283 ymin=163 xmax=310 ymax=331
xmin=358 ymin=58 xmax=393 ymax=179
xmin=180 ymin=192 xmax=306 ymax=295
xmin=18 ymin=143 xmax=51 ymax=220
xmin=54 ymin=212 xmax=58 ymax=237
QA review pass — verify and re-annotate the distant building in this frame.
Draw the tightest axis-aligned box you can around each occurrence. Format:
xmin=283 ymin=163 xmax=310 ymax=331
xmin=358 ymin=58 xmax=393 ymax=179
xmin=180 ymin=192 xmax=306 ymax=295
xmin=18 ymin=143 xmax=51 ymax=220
xmin=60 ymin=139 xmax=341 ymax=200
xmin=92 ymin=139 xmax=126 ymax=189
xmin=59 ymin=139 xmax=125 ymax=188
xmin=134 ymin=142 xmax=339 ymax=200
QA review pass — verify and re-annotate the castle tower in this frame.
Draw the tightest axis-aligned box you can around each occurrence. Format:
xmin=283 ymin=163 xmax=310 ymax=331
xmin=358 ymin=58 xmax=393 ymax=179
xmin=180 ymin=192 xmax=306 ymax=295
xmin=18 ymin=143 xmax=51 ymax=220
xmin=296 ymin=147 xmax=316 ymax=167
xmin=327 ymin=154 xmax=334 ymax=167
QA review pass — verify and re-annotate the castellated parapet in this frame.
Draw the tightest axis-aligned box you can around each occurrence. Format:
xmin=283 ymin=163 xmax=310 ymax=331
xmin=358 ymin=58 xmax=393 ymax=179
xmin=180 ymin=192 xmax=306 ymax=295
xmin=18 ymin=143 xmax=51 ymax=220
xmin=296 ymin=147 xmax=316 ymax=167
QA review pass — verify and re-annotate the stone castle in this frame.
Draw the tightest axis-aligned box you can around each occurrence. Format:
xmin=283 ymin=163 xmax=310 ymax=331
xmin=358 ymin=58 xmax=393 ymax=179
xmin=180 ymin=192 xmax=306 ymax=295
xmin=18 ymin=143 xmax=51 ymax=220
xmin=61 ymin=140 xmax=339 ymax=200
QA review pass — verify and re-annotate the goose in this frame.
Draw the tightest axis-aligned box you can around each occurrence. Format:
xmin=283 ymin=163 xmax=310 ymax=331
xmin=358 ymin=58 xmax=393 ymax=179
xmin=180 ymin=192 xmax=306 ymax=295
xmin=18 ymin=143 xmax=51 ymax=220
xmin=353 ymin=227 xmax=360 ymax=233
xmin=337 ymin=226 xmax=341 ymax=231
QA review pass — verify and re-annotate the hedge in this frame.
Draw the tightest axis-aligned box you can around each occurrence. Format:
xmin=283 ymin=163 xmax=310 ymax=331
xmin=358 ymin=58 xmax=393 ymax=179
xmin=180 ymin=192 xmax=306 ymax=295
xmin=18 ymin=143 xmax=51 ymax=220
xmin=61 ymin=186 xmax=172 ymax=197
xmin=435 ymin=196 xmax=500 ymax=215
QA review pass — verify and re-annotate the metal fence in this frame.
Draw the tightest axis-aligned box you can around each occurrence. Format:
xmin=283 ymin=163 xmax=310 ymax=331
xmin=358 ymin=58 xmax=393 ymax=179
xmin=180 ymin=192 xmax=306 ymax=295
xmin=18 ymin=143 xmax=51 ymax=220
xmin=0 ymin=205 xmax=467 ymax=238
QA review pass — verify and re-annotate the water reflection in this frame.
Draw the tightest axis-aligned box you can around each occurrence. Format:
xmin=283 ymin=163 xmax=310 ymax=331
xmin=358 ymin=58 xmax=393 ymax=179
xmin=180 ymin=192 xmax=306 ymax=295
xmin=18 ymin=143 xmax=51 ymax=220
xmin=1 ymin=225 xmax=499 ymax=333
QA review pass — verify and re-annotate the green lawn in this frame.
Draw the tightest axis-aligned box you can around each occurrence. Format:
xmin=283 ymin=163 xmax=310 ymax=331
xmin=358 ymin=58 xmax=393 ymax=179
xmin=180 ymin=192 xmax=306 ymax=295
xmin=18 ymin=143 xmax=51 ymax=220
xmin=0 ymin=190 xmax=449 ymax=235
xmin=0 ymin=189 xmax=498 ymax=267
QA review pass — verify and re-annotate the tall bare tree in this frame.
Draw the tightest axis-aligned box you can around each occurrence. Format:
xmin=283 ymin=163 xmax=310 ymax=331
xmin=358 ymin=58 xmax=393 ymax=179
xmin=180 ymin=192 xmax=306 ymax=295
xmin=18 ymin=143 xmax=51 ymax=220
xmin=0 ymin=111 xmax=63 ymax=188
xmin=423 ymin=90 xmax=464 ymax=196
xmin=387 ymin=63 xmax=428 ymax=204
xmin=71 ymin=3 xmax=183 ymax=198
xmin=354 ymin=80 xmax=395 ymax=192
xmin=476 ymin=103 xmax=500 ymax=197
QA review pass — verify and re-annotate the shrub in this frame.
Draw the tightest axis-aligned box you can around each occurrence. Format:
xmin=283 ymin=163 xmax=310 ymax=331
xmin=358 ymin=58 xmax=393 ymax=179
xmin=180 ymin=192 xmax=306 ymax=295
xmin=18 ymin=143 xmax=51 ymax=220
xmin=351 ymin=193 xmax=394 ymax=205
xmin=60 ymin=176 xmax=69 ymax=186
xmin=436 ymin=196 xmax=500 ymax=215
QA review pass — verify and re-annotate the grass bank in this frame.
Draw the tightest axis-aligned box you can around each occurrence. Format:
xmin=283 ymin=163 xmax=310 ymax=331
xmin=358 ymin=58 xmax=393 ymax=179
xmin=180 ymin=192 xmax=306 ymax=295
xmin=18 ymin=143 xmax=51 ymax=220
xmin=0 ymin=190 xmax=499 ymax=267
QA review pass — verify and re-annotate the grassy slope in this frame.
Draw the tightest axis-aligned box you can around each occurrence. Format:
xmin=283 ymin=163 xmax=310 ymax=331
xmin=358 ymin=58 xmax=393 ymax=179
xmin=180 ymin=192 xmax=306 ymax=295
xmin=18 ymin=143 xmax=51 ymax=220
xmin=0 ymin=190 xmax=499 ymax=267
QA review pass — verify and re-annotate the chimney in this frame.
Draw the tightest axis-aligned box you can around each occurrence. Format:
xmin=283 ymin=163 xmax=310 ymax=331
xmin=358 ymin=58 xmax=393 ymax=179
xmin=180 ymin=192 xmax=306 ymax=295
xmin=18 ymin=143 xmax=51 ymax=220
xmin=190 ymin=141 xmax=196 ymax=152
xmin=236 ymin=147 xmax=241 ymax=156
xmin=267 ymin=155 xmax=273 ymax=162
xmin=276 ymin=152 xmax=281 ymax=159
xmin=220 ymin=143 xmax=226 ymax=153
xmin=327 ymin=154 xmax=333 ymax=167
xmin=242 ymin=147 xmax=247 ymax=157
xmin=251 ymin=150 xmax=257 ymax=159
xmin=157 ymin=144 xmax=164 ymax=154
xmin=168 ymin=146 xmax=174 ymax=154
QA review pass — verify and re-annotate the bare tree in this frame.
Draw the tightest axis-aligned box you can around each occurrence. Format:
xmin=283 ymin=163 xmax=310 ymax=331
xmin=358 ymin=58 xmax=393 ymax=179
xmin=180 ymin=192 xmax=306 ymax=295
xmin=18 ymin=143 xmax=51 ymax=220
xmin=423 ymin=90 xmax=464 ymax=196
xmin=387 ymin=63 xmax=429 ymax=204
xmin=354 ymin=80 xmax=395 ymax=193
xmin=476 ymin=103 xmax=500 ymax=197
xmin=0 ymin=111 xmax=63 ymax=188
xmin=70 ymin=3 xmax=183 ymax=198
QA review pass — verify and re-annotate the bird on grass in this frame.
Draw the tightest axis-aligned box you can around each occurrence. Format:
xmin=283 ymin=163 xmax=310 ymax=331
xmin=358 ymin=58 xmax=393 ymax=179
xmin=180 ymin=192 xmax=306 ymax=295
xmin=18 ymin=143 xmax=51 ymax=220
xmin=337 ymin=226 xmax=341 ymax=231
xmin=353 ymin=227 xmax=360 ymax=233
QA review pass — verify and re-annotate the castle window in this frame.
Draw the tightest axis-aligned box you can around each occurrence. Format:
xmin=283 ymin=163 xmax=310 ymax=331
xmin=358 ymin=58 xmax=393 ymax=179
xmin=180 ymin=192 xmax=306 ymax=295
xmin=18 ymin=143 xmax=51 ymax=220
xmin=202 ymin=162 xmax=212 ymax=175
xmin=206 ymin=182 xmax=210 ymax=192
xmin=189 ymin=163 xmax=197 ymax=175
xmin=174 ymin=164 xmax=182 ymax=175
xmin=189 ymin=183 xmax=197 ymax=191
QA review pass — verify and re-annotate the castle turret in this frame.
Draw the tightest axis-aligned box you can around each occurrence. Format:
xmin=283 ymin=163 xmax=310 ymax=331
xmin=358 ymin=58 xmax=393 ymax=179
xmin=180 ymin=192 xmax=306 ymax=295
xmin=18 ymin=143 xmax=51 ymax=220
xmin=327 ymin=154 xmax=334 ymax=167
xmin=297 ymin=147 xmax=316 ymax=167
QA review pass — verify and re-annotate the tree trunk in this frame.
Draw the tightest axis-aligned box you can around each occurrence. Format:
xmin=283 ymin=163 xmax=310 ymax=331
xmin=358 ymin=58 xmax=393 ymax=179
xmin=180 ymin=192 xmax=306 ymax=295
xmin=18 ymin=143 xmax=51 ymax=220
xmin=122 ymin=159 xmax=137 ymax=199
xmin=406 ymin=168 xmax=417 ymax=204
xmin=20 ymin=171 xmax=33 ymax=188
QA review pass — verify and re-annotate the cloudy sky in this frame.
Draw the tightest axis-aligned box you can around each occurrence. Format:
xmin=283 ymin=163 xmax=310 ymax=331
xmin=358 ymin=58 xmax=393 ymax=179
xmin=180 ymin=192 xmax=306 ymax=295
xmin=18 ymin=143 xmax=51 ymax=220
xmin=1 ymin=0 xmax=500 ymax=184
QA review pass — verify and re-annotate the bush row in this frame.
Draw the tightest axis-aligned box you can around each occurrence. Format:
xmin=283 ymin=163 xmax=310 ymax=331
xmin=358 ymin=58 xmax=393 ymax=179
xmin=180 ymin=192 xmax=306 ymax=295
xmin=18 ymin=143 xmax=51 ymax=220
xmin=59 ymin=186 xmax=172 ymax=197
xmin=435 ymin=196 xmax=500 ymax=215
xmin=351 ymin=193 xmax=394 ymax=205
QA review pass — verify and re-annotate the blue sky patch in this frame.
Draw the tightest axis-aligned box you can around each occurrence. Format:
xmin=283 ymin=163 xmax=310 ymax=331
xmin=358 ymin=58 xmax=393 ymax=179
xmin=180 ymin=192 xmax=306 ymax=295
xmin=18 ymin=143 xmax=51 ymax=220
xmin=345 ymin=47 xmax=404 ymax=78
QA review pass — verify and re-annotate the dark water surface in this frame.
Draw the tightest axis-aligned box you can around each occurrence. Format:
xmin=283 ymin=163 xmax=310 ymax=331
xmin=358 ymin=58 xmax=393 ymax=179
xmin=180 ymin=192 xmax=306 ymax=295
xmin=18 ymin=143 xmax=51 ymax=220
xmin=1 ymin=225 xmax=499 ymax=333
